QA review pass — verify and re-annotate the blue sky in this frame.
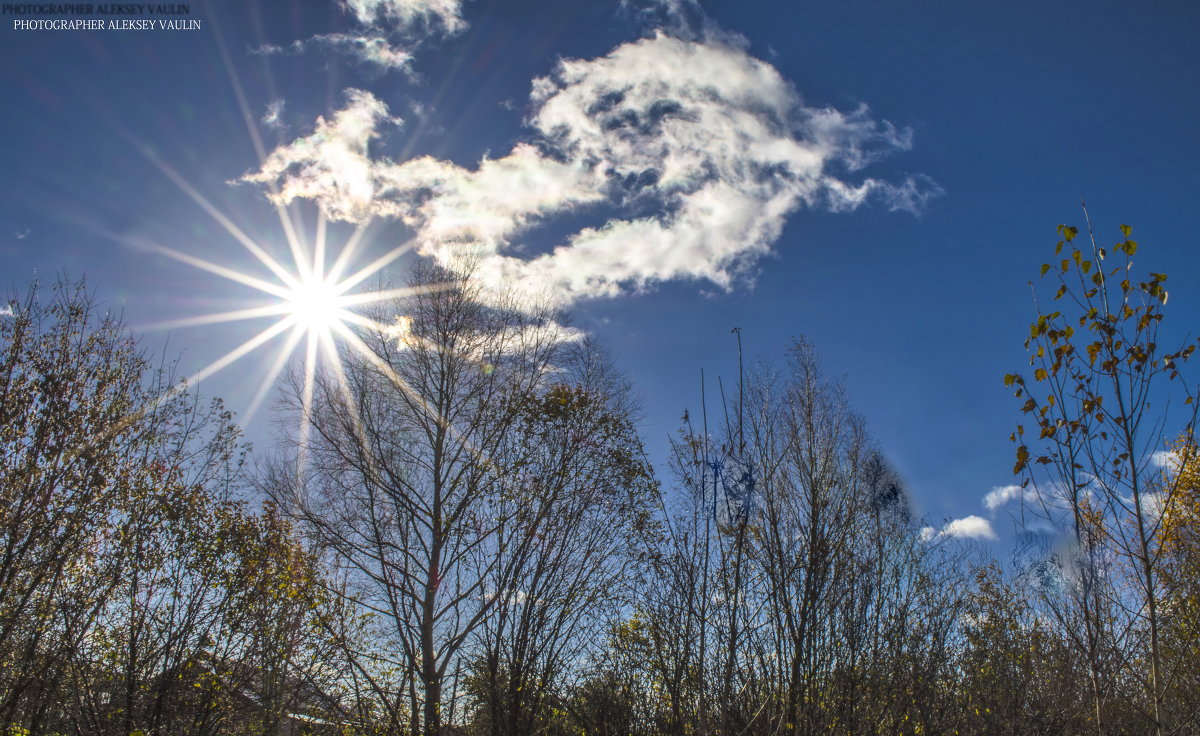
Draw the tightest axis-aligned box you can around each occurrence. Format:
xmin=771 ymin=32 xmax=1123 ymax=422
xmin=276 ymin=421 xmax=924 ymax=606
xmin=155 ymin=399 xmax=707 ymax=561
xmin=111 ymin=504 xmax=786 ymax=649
xmin=3 ymin=0 xmax=1198 ymax=549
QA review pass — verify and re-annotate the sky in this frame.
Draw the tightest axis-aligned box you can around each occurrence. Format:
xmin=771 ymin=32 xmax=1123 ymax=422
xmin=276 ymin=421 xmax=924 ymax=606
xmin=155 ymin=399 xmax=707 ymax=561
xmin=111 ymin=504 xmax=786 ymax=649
xmin=2 ymin=0 xmax=1199 ymax=552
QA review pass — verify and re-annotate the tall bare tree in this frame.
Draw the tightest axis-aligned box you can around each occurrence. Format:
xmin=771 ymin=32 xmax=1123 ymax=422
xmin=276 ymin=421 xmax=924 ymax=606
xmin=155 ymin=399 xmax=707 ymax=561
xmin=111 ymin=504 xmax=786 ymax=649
xmin=267 ymin=265 xmax=652 ymax=736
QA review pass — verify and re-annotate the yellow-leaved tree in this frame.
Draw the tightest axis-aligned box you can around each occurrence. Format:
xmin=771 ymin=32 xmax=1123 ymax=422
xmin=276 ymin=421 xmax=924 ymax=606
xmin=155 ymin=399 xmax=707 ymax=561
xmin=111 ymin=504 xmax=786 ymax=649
xmin=1157 ymin=438 xmax=1200 ymax=717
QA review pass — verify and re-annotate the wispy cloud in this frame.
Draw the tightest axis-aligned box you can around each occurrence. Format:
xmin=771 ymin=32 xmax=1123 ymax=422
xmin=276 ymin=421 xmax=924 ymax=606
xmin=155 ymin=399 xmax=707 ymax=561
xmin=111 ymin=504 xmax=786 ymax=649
xmin=341 ymin=0 xmax=465 ymax=34
xmin=620 ymin=0 xmax=706 ymax=39
xmin=244 ymin=33 xmax=937 ymax=309
xmin=256 ymin=33 xmax=416 ymax=74
xmin=0 ymin=305 xmax=14 ymax=318
xmin=984 ymin=483 xmax=1033 ymax=511
xmin=254 ymin=0 xmax=463 ymax=74
xmin=261 ymin=99 xmax=285 ymax=130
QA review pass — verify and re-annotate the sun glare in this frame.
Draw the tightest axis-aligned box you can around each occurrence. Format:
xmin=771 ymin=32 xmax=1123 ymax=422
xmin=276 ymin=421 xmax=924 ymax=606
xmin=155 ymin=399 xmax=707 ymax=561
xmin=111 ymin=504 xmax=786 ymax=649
xmin=287 ymin=276 xmax=345 ymax=331
xmin=141 ymin=200 xmax=430 ymax=441
xmin=125 ymin=29 xmax=460 ymax=481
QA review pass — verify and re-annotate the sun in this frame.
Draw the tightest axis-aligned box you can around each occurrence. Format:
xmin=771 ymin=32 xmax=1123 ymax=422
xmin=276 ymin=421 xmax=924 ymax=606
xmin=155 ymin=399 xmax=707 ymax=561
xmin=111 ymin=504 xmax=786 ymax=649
xmin=116 ymin=35 xmax=452 ymax=479
xmin=286 ymin=274 xmax=348 ymax=332
xmin=140 ymin=199 xmax=429 ymax=434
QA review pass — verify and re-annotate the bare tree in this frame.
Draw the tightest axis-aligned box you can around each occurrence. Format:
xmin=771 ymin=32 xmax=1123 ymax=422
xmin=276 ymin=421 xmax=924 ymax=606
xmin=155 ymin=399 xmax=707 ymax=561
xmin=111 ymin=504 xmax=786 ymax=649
xmin=469 ymin=341 xmax=657 ymax=736
xmin=267 ymin=264 xmax=652 ymax=736
xmin=609 ymin=338 xmax=967 ymax=736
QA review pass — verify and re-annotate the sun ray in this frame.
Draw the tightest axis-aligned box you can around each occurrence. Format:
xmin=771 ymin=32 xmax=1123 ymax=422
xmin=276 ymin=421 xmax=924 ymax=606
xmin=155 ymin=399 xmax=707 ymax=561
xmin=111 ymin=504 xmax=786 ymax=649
xmin=190 ymin=315 xmax=299 ymax=386
xmin=314 ymin=209 xmax=328 ymax=283
xmin=140 ymin=303 xmax=292 ymax=332
xmin=318 ymin=325 xmax=376 ymax=469
xmin=335 ymin=239 xmax=419 ymax=294
xmin=328 ymin=220 xmax=372 ymax=283
xmin=135 ymin=151 xmax=301 ymax=291
xmin=296 ymin=328 xmax=321 ymax=480
xmin=243 ymin=324 xmax=308 ymax=426
xmin=205 ymin=7 xmax=315 ymax=286
xmin=338 ymin=283 xmax=457 ymax=308
xmin=272 ymin=194 xmax=312 ymax=284
xmin=145 ymin=242 xmax=294 ymax=299
xmin=98 ymin=10 xmax=471 ymax=477
xmin=207 ymin=5 xmax=270 ymax=164
xmin=330 ymin=321 xmax=430 ymax=414
xmin=330 ymin=320 xmax=490 ymax=469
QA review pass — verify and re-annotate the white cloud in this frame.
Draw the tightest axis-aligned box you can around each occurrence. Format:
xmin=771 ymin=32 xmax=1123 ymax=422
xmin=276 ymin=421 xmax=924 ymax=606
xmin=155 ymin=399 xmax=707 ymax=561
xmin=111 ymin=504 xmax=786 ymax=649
xmin=923 ymin=515 xmax=997 ymax=542
xmin=314 ymin=33 xmax=415 ymax=71
xmin=256 ymin=33 xmax=416 ymax=74
xmin=1151 ymin=450 xmax=1176 ymax=470
xmin=262 ymin=99 xmax=285 ymax=130
xmin=244 ymin=34 xmax=937 ymax=309
xmin=1142 ymin=491 xmax=1167 ymax=524
xmin=256 ymin=0 xmax=462 ymax=73
xmin=620 ymin=0 xmax=705 ymax=38
xmin=0 ymin=305 xmax=13 ymax=317
xmin=341 ymin=0 xmax=465 ymax=34
xmin=940 ymin=515 xmax=998 ymax=541
xmin=242 ymin=89 xmax=402 ymax=221
xmin=984 ymin=484 xmax=1029 ymax=511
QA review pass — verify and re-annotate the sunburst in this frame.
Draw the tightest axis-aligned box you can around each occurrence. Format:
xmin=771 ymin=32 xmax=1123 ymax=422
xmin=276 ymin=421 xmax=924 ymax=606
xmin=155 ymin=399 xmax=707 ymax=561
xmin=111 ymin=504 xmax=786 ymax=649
xmin=114 ymin=19 xmax=466 ymax=477
xmin=142 ymin=199 xmax=428 ymax=442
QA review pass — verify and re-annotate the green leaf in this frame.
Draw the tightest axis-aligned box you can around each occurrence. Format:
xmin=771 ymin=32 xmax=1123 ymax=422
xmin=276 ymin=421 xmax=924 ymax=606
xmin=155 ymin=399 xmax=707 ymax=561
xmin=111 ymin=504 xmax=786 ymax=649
xmin=1063 ymin=226 xmax=1078 ymax=242
xmin=1119 ymin=223 xmax=1132 ymax=237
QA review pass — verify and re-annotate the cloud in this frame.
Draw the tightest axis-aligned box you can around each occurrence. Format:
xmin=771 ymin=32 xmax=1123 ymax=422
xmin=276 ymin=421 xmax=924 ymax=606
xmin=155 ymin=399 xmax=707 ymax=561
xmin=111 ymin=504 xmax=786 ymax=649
xmin=923 ymin=515 xmax=998 ymax=542
xmin=1142 ymin=491 xmax=1167 ymax=524
xmin=0 ymin=304 xmax=14 ymax=317
xmin=255 ymin=0 xmax=463 ymax=74
xmin=1151 ymin=450 xmax=1176 ymax=470
xmin=984 ymin=484 xmax=1029 ymax=511
xmin=262 ymin=100 xmax=285 ymax=130
xmin=921 ymin=516 xmax=998 ymax=540
xmin=244 ymin=33 xmax=936 ymax=309
xmin=15 ymin=228 xmax=30 ymax=240
xmin=620 ymin=0 xmax=706 ymax=38
xmin=983 ymin=479 xmax=1103 ymax=516
xmin=341 ymin=0 xmax=465 ymax=34
xmin=242 ymin=89 xmax=403 ymax=220
xmin=942 ymin=515 xmax=998 ymax=540
xmin=256 ymin=34 xmax=416 ymax=74
xmin=318 ymin=33 xmax=415 ymax=71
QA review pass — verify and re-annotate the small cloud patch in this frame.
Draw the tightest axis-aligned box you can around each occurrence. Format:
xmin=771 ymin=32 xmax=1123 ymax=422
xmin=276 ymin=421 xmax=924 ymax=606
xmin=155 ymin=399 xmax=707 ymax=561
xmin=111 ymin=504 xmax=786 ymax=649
xmin=923 ymin=515 xmax=997 ymax=542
